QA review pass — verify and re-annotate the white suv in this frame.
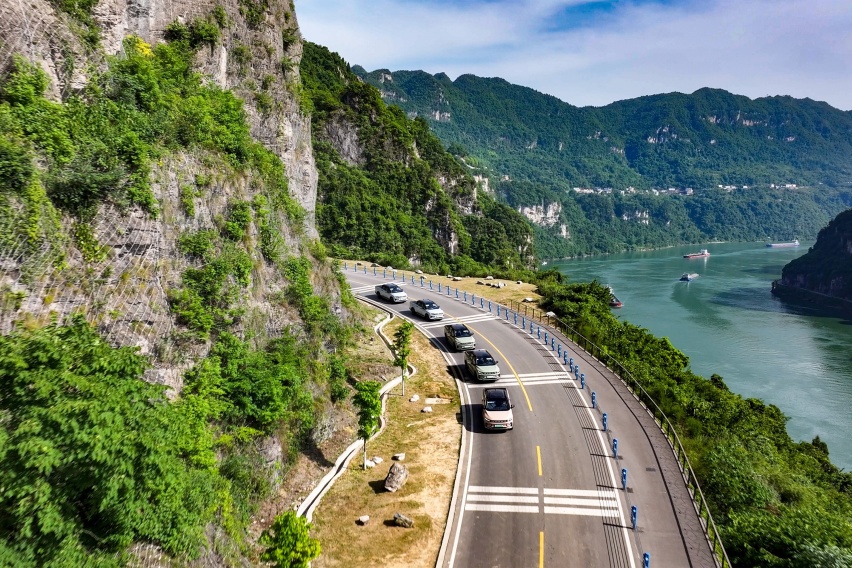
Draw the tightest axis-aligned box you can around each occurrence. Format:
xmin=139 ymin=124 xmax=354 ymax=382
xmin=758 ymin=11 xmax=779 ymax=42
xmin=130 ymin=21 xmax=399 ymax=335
xmin=410 ymin=298 xmax=444 ymax=320
xmin=375 ymin=283 xmax=407 ymax=303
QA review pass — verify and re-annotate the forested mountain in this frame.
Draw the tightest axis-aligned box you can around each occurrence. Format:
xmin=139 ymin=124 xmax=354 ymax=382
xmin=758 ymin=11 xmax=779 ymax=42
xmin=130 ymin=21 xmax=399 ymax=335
xmin=777 ymin=208 xmax=852 ymax=303
xmin=302 ymin=45 xmax=534 ymax=274
xmin=354 ymin=68 xmax=852 ymax=257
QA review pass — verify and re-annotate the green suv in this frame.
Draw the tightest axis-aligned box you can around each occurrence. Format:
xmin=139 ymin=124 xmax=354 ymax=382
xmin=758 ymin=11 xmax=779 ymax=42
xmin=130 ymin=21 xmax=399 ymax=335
xmin=465 ymin=349 xmax=501 ymax=382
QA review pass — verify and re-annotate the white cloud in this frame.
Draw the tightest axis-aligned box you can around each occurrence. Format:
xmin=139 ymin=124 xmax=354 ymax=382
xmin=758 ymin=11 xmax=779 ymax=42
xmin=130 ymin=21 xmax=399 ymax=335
xmin=296 ymin=0 xmax=852 ymax=109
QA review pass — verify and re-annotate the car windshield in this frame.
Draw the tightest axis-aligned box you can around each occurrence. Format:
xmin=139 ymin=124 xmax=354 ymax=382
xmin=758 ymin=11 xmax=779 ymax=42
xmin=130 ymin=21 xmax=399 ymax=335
xmin=478 ymin=356 xmax=496 ymax=366
xmin=455 ymin=328 xmax=472 ymax=337
xmin=485 ymin=396 xmax=509 ymax=411
xmin=387 ymin=285 xmax=402 ymax=292
xmin=423 ymin=301 xmax=438 ymax=309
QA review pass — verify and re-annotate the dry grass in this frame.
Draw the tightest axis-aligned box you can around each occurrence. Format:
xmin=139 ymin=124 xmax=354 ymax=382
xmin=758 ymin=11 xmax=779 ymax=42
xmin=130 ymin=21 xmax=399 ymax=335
xmin=310 ymin=318 xmax=461 ymax=568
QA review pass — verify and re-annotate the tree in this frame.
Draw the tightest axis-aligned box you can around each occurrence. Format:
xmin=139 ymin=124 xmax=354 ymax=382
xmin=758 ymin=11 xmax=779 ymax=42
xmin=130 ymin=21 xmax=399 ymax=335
xmin=352 ymin=380 xmax=382 ymax=469
xmin=392 ymin=321 xmax=414 ymax=396
xmin=259 ymin=511 xmax=321 ymax=568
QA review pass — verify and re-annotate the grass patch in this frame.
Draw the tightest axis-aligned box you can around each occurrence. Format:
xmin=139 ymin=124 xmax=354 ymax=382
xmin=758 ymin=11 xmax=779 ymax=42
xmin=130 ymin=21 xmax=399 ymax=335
xmin=310 ymin=318 xmax=461 ymax=567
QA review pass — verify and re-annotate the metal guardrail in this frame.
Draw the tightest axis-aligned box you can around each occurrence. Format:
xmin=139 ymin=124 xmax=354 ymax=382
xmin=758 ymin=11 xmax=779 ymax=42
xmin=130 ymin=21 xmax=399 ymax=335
xmin=506 ymin=298 xmax=732 ymax=568
xmin=342 ymin=261 xmax=731 ymax=567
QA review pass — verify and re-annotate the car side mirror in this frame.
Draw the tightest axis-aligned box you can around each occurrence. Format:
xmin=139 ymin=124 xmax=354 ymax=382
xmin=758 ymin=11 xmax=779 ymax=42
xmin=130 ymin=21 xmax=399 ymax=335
xmin=511 ymin=404 xmax=515 ymax=408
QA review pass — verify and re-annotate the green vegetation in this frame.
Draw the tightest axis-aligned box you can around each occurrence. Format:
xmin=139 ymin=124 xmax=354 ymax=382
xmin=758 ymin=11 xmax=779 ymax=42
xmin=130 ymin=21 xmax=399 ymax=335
xmin=533 ymin=273 xmax=852 ymax=567
xmin=779 ymin=208 xmax=852 ymax=301
xmin=352 ymin=380 xmax=382 ymax=468
xmin=301 ymin=43 xmax=534 ymax=273
xmin=392 ymin=320 xmax=413 ymax=395
xmin=0 ymin=317 xmax=224 ymax=566
xmin=259 ymin=511 xmax=321 ymax=568
xmin=354 ymin=68 xmax=852 ymax=257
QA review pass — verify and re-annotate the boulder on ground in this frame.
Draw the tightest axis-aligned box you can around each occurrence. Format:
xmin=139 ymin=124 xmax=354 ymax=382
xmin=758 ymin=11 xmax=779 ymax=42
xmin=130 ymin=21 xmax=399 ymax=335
xmin=486 ymin=275 xmax=494 ymax=280
xmin=364 ymin=459 xmax=375 ymax=469
xmin=421 ymin=406 xmax=433 ymax=413
xmin=393 ymin=512 xmax=414 ymax=528
xmin=409 ymin=394 xmax=420 ymax=402
xmin=357 ymin=515 xmax=370 ymax=525
xmin=372 ymin=456 xmax=384 ymax=464
xmin=384 ymin=462 xmax=409 ymax=493
xmin=393 ymin=452 xmax=406 ymax=461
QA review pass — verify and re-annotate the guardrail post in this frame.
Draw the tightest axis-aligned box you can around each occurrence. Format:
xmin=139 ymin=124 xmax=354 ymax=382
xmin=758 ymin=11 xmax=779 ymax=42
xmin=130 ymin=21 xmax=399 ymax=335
xmin=456 ymin=288 xmax=459 ymax=298
xmin=580 ymin=373 xmax=585 ymax=389
xmin=563 ymin=352 xmax=568 ymax=364
xmin=557 ymin=344 xmax=561 ymax=357
xmin=569 ymin=357 xmax=574 ymax=372
xmin=505 ymin=309 xmax=510 ymax=321
xmin=480 ymin=297 xmax=484 ymax=308
xmin=429 ymin=280 xmax=433 ymax=290
xmin=447 ymin=286 xmax=451 ymax=296
xmin=488 ymin=300 xmax=492 ymax=312
xmin=643 ymin=552 xmax=650 ymax=568
xmin=464 ymin=291 xmax=467 ymax=301
xmin=544 ymin=331 xmax=549 ymax=344
xmin=471 ymin=294 xmax=475 ymax=305
xmin=574 ymin=366 xmax=579 ymax=380
xmin=514 ymin=312 xmax=518 ymax=325
xmin=521 ymin=316 xmax=526 ymax=329
xmin=602 ymin=412 xmax=608 ymax=432
xmin=383 ymin=268 xmax=387 ymax=278
xmin=363 ymin=265 xmax=367 ymax=274
xmin=591 ymin=391 xmax=596 ymax=409
xmin=551 ymin=337 xmax=556 ymax=350
xmin=392 ymin=270 xmax=396 ymax=280
xmin=343 ymin=262 xmax=347 ymax=270
xmin=613 ymin=438 xmax=618 ymax=458
xmin=621 ymin=467 xmax=627 ymax=491
xmin=438 ymin=283 xmax=442 ymax=293
xmin=411 ymin=275 xmax=414 ymax=284
xmin=631 ymin=505 xmax=637 ymax=531
xmin=537 ymin=326 xmax=541 ymax=339
xmin=373 ymin=266 xmax=377 ymax=276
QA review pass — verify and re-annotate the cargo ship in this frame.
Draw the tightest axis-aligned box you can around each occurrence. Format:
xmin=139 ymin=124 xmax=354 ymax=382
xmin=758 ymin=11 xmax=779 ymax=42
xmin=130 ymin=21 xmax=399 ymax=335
xmin=766 ymin=239 xmax=799 ymax=248
xmin=683 ymin=249 xmax=710 ymax=259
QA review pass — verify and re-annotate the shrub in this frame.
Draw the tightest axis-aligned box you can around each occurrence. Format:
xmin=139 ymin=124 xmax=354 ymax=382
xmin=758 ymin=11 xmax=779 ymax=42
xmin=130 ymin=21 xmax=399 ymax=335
xmin=259 ymin=512 xmax=320 ymax=568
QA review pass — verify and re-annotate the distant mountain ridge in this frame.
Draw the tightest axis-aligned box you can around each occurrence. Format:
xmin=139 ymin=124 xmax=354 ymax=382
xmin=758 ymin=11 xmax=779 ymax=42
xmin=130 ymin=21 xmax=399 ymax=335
xmin=354 ymin=67 xmax=852 ymax=257
xmin=353 ymin=66 xmax=852 ymax=190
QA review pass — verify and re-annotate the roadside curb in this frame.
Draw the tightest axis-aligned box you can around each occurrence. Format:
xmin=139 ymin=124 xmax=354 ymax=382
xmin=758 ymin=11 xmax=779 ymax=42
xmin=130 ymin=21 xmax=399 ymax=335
xmin=297 ymin=301 xmax=416 ymax=523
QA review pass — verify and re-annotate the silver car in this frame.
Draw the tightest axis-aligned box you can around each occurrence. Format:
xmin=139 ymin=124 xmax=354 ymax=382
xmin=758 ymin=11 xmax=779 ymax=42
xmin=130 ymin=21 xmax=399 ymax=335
xmin=444 ymin=323 xmax=476 ymax=351
xmin=410 ymin=298 xmax=444 ymax=320
xmin=465 ymin=349 xmax=501 ymax=381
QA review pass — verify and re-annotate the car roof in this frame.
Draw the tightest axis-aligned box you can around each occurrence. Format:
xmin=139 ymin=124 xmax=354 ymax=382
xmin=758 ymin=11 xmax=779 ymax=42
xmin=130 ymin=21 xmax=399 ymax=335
xmin=483 ymin=388 xmax=508 ymax=399
xmin=448 ymin=323 xmax=468 ymax=331
xmin=470 ymin=349 xmax=491 ymax=357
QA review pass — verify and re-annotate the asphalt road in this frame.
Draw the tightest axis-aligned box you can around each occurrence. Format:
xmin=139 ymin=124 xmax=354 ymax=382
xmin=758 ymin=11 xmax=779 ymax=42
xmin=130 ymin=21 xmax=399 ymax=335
xmin=345 ymin=269 xmax=714 ymax=568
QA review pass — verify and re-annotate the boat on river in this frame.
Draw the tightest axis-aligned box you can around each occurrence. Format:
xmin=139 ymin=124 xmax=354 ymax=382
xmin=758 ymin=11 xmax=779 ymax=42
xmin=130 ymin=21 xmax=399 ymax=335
xmin=766 ymin=239 xmax=799 ymax=248
xmin=683 ymin=249 xmax=710 ymax=259
xmin=607 ymin=287 xmax=623 ymax=308
xmin=680 ymin=273 xmax=699 ymax=282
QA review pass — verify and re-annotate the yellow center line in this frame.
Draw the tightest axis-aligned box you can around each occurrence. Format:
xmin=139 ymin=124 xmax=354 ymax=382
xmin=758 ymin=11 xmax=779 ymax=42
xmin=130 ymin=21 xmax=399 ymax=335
xmin=540 ymin=531 xmax=544 ymax=568
xmin=537 ymin=445 xmax=542 ymax=476
xmin=460 ymin=319 xmax=534 ymax=412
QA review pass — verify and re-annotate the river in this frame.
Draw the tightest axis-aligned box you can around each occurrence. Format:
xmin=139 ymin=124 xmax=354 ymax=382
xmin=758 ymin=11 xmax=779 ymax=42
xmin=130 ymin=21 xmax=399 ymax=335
xmin=552 ymin=241 xmax=852 ymax=470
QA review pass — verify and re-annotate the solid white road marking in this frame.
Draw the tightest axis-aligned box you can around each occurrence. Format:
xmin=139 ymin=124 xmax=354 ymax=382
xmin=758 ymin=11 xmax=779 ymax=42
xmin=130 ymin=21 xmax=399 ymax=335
xmin=465 ymin=503 xmax=540 ymax=514
xmin=542 ymin=507 xmax=621 ymax=517
xmin=468 ymin=485 xmax=539 ymax=494
xmin=543 ymin=497 xmax=619 ymax=508
xmin=467 ymin=494 xmax=539 ymax=504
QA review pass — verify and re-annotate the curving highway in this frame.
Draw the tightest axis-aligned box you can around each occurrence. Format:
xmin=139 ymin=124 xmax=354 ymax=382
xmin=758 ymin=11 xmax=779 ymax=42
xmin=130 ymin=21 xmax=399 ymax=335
xmin=345 ymin=268 xmax=719 ymax=568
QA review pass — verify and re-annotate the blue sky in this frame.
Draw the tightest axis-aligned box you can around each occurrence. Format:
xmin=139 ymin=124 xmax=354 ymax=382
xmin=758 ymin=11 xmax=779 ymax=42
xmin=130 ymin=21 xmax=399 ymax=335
xmin=295 ymin=0 xmax=852 ymax=110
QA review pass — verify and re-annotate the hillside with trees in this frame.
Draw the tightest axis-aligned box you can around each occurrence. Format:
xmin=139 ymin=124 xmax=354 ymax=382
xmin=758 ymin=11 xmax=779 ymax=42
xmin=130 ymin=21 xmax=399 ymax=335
xmin=302 ymin=44 xmax=534 ymax=274
xmin=354 ymin=68 xmax=852 ymax=257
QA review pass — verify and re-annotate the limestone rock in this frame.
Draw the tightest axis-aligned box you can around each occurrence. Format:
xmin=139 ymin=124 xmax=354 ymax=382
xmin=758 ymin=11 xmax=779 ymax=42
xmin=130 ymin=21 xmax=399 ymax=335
xmin=421 ymin=406 xmax=433 ymax=413
xmin=393 ymin=512 xmax=414 ymax=528
xmin=364 ymin=459 xmax=375 ymax=469
xmin=409 ymin=394 xmax=420 ymax=402
xmin=372 ymin=456 xmax=384 ymax=464
xmin=384 ymin=462 xmax=409 ymax=493
xmin=393 ymin=452 xmax=406 ymax=461
xmin=357 ymin=515 xmax=370 ymax=525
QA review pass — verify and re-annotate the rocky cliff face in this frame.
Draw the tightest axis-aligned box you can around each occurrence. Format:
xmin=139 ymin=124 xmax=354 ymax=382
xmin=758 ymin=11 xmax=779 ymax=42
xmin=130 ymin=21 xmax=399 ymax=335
xmin=0 ymin=0 xmax=321 ymax=390
xmin=779 ymin=208 xmax=852 ymax=301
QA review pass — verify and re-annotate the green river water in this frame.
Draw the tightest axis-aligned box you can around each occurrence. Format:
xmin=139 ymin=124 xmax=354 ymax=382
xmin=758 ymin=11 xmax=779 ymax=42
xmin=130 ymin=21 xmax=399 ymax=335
xmin=553 ymin=241 xmax=852 ymax=470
